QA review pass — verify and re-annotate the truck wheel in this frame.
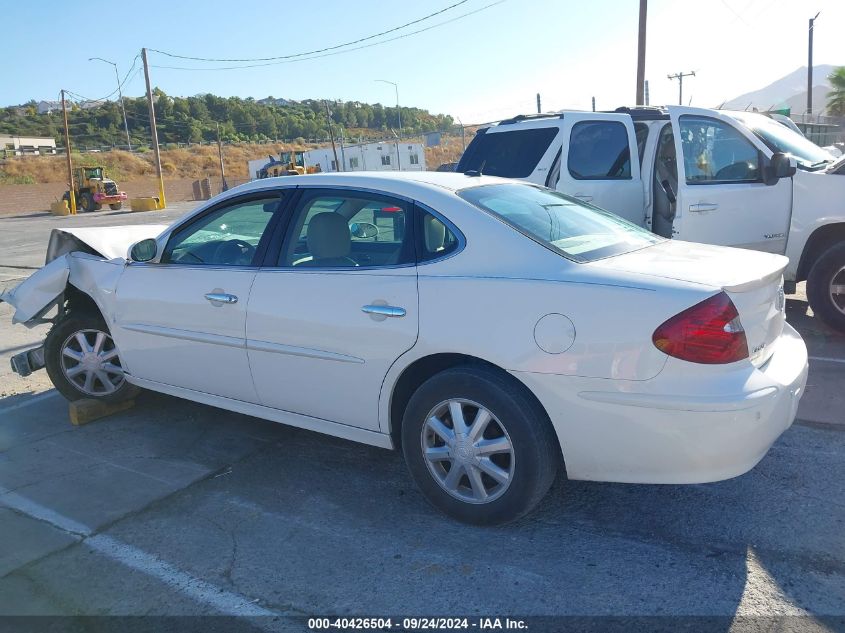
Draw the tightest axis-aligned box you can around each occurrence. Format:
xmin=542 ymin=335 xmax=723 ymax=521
xmin=79 ymin=192 xmax=94 ymax=212
xmin=44 ymin=312 xmax=139 ymax=403
xmin=93 ymin=202 xmax=103 ymax=211
xmin=807 ymin=242 xmax=845 ymax=332
xmin=401 ymin=366 xmax=559 ymax=525
xmin=109 ymin=203 xmax=123 ymax=210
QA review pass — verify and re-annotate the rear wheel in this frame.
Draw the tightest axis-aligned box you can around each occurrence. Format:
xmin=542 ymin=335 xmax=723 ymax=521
xmin=807 ymin=243 xmax=845 ymax=333
xmin=401 ymin=366 xmax=559 ymax=525
xmin=45 ymin=312 xmax=139 ymax=403
xmin=109 ymin=202 xmax=123 ymax=210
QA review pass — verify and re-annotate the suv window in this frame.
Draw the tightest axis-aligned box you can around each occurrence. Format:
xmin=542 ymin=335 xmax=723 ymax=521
xmin=568 ymin=121 xmax=631 ymax=180
xmin=162 ymin=194 xmax=282 ymax=266
xmin=679 ymin=115 xmax=761 ymax=183
xmin=279 ymin=190 xmax=414 ymax=268
xmin=457 ymin=127 xmax=559 ymax=178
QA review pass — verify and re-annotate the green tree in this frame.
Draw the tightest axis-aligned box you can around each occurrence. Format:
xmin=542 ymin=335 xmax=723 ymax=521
xmin=827 ymin=67 xmax=845 ymax=116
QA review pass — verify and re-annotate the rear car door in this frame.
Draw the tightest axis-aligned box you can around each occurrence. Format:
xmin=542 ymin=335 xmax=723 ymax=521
xmin=668 ymin=106 xmax=792 ymax=253
xmin=555 ymin=113 xmax=645 ymax=226
xmin=112 ymin=191 xmax=287 ymax=402
xmin=246 ymin=187 xmax=420 ymax=431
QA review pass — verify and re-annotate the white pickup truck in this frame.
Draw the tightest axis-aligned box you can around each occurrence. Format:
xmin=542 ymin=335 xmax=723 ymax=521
xmin=455 ymin=106 xmax=845 ymax=331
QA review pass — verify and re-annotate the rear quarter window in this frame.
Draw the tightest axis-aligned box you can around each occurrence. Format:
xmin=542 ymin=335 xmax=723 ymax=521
xmin=568 ymin=121 xmax=632 ymax=180
xmin=457 ymin=127 xmax=559 ymax=178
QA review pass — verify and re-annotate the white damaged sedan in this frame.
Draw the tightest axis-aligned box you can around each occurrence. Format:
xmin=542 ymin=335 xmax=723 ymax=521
xmin=2 ymin=172 xmax=808 ymax=524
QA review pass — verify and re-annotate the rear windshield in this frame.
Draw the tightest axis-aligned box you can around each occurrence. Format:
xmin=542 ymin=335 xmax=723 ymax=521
xmin=459 ymin=183 xmax=662 ymax=263
xmin=457 ymin=127 xmax=559 ymax=178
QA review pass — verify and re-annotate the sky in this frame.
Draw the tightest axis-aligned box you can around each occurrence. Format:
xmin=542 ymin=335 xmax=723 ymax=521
xmin=1 ymin=0 xmax=842 ymax=123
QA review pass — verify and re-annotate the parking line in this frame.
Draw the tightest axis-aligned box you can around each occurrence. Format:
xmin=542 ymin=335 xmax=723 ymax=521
xmin=0 ymin=390 xmax=59 ymax=415
xmin=0 ymin=490 xmax=285 ymax=618
xmin=809 ymin=356 xmax=845 ymax=365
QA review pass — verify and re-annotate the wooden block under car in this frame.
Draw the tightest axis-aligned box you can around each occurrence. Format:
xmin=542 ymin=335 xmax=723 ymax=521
xmin=69 ymin=399 xmax=135 ymax=426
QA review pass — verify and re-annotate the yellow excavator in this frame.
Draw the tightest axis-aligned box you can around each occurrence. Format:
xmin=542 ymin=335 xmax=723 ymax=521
xmin=62 ymin=166 xmax=127 ymax=212
xmin=257 ymin=151 xmax=317 ymax=178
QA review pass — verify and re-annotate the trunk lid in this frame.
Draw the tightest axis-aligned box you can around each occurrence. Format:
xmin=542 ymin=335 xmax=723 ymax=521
xmin=591 ymin=240 xmax=787 ymax=366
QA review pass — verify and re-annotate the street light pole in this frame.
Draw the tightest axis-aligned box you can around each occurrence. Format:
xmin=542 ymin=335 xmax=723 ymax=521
xmin=807 ymin=12 xmax=821 ymax=116
xmin=376 ymin=79 xmax=401 ymax=138
xmin=89 ymin=57 xmax=131 ymax=151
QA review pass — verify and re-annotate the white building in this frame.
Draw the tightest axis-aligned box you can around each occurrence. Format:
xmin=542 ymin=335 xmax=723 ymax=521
xmin=308 ymin=140 xmax=426 ymax=173
xmin=0 ymin=135 xmax=57 ymax=156
xmin=248 ymin=140 xmax=426 ymax=180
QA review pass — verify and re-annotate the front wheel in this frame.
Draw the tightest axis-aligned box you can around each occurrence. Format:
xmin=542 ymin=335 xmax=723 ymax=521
xmin=807 ymin=243 xmax=845 ymax=333
xmin=401 ymin=366 xmax=559 ymax=525
xmin=109 ymin=202 xmax=123 ymax=210
xmin=44 ymin=312 xmax=139 ymax=403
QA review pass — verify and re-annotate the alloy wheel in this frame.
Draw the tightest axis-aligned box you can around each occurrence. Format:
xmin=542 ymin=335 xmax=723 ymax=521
xmin=830 ymin=265 xmax=845 ymax=316
xmin=421 ymin=398 xmax=515 ymax=504
xmin=59 ymin=329 xmax=125 ymax=396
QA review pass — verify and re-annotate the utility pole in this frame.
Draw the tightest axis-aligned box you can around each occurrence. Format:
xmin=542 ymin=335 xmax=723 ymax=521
xmin=375 ymin=79 xmax=401 ymax=138
xmin=807 ymin=12 xmax=821 ymax=116
xmin=668 ymin=71 xmax=695 ymax=105
xmin=216 ymin=122 xmax=227 ymax=191
xmin=141 ymin=48 xmax=166 ymax=208
xmin=60 ymin=90 xmax=77 ymax=215
xmin=323 ymin=101 xmax=341 ymax=172
xmin=644 ymin=80 xmax=650 ymax=106
xmin=536 ymin=93 xmax=541 ymax=114
xmin=457 ymin=116 xmax=466 ymax=152
xmin=89 ymin=57 xmax=131 ymax=151
xmin=636 ymin=0 xmax=647 ymax=104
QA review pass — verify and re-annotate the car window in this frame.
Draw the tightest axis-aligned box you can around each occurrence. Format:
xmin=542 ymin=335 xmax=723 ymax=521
xmin=162 ymin=195 xmax=282 ymax=266
xmin=456 ymin=127 xmax=559 ymax=178
xmin=279 ymin=190 xmax=414 ymax=268
xmin=634 ymin=122 xmax=649 ymax=166
xmin=416 ymin=209 xmax=460 ymax=263
xmin=459 ymin=183 xmax=661 ymax=263
xmin=568 ymin=121 xmax=631 ymax=180
xmin=679 ymin=115 xmax=761 ymax=183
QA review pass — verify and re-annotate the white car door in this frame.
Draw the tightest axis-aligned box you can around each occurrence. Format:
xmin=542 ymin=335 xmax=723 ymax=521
xmin=112 ymin=191 xmax=287 ymax=402
xmin=667 ymin=106 xmax=792 ymax=253
xmin=246 ymin=187 xmax=425 ymax=431
xmin=555 ymin=112 xmax=645 ymax=226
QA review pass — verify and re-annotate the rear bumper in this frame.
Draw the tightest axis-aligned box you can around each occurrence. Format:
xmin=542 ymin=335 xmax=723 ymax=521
xmin=513 ymin=323 xmax=808 ymax=484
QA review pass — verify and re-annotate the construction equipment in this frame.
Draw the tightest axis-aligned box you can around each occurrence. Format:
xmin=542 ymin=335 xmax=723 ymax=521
xmin=257 ymin=151 xmax=318 ymax=178
xmin=62 ymin=166 xmax=128 ymax=212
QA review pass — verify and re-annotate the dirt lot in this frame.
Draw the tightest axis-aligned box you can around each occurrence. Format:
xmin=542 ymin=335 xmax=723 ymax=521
xmin=0 ymin=205 xmax=844 ymax=630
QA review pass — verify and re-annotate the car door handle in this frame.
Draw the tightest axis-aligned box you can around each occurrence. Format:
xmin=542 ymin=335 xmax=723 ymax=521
xmin=362 ymin=305 xmax=406 ymax=318
xmin=205 ymin=292 xmax=238 ymax=304
xmin=573 ymin=193 xmax=594 ymax=202
xmin=689 ymin=203 xmax=719 ymax=213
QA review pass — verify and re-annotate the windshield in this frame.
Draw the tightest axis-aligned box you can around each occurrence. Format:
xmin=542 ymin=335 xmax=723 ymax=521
xmin=458 ymin=183 xmax=662 ymax=263
xmin=730 ymin=113 xmax=834 ymax=171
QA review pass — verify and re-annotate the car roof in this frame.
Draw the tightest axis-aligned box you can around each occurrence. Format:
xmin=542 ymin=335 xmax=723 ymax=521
xmin=225 ymin=171 xmax=511 ymax=198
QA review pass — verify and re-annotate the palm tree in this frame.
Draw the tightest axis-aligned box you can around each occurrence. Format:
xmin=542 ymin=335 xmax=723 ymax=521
xmin=827 ymin=67 xmax=845 ymax=116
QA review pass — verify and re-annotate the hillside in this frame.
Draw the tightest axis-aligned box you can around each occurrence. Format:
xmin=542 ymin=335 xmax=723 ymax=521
xmin=1 ymin=91 xmax=456 ymax=149
xmin=723 ymin=65 xmax=836 ymax=112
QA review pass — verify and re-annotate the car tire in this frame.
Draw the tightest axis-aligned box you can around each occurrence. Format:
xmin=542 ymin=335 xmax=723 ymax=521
xmin=401 ymin=365 xmax=559 ymax=525
xmin=807 ymin=242 xmax=845 ymax=333
xmin=109 ymin=203 xmax=123 ymax=211
xmin=45 ymin=312 xmax=139 ymax=403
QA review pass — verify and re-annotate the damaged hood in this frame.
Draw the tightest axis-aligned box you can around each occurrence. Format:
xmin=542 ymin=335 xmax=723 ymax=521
xmin=46 ymin=224 xmax=168 ymax=263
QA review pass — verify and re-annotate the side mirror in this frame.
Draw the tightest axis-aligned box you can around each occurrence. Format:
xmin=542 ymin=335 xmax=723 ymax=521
xmin=350 ymin=222 xmax=379 ymax=239
xmin=129 ymin=238 xmax=158 ymax=263
xmin=764 ymin=152 xmax=797 ymax=185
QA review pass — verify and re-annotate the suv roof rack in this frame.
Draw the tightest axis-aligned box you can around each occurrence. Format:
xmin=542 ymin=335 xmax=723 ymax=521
xmin=610 ymin=106 xmax=669 ymax=120
xmin=498 ymin=112 xmax=566 ymax=125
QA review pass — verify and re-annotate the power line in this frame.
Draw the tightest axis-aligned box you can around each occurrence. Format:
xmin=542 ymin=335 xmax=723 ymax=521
xmin=149 ymin=1 xmax=471 ymax=63
xmin=150 ymin=0 xmax=506 ymax=71
xmin=64 ymin=57 xmax=141 ymax=105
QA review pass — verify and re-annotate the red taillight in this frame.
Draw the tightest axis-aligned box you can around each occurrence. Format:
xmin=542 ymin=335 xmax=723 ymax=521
xmin=652 ymin=292 xmax=749 ymax=364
